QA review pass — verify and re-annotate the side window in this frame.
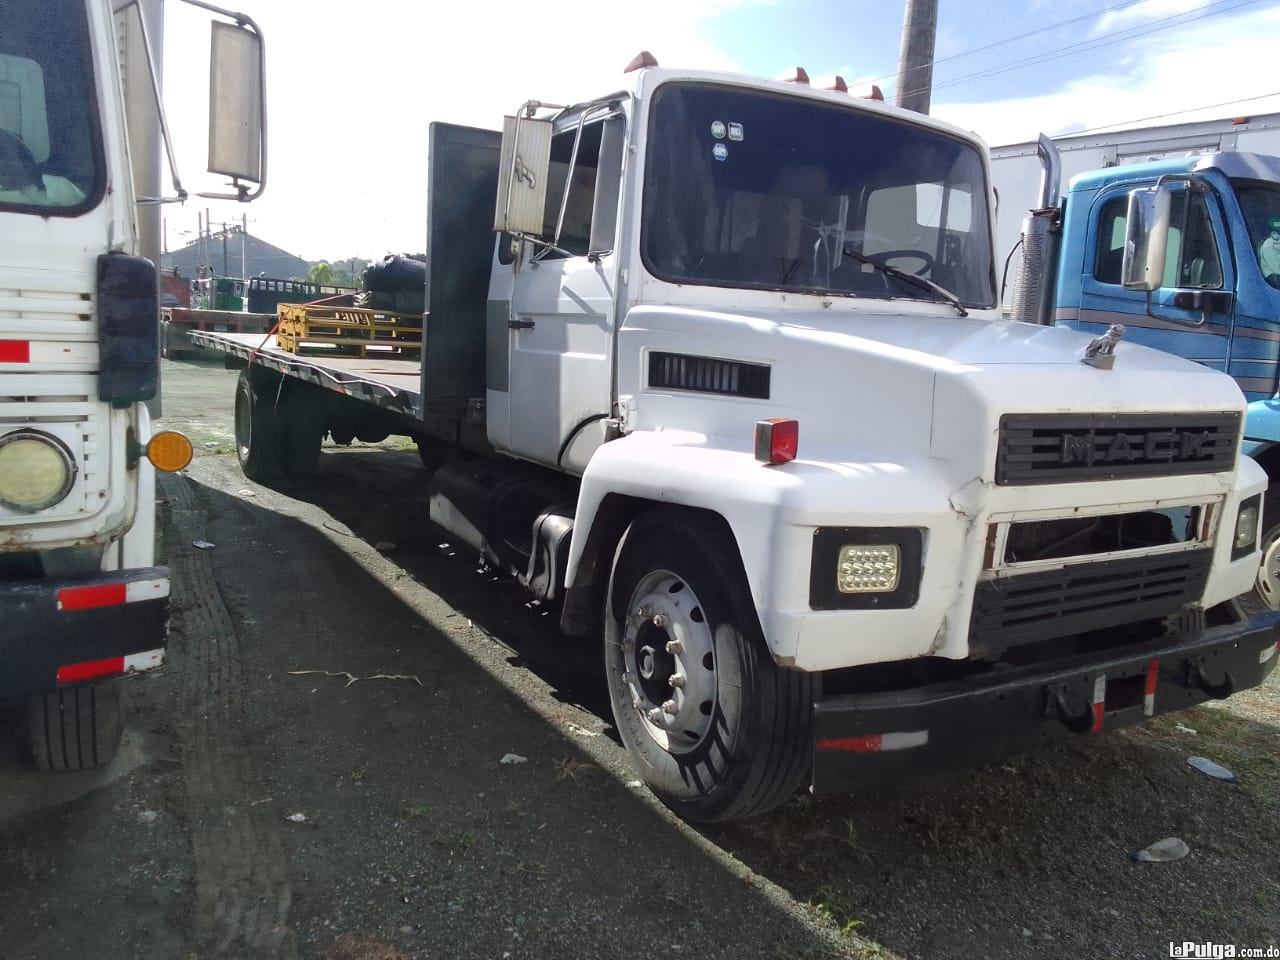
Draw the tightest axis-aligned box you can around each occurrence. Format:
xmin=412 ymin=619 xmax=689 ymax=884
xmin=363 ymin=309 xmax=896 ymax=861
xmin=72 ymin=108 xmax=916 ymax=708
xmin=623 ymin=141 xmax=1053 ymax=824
xmin=540 ymin=124 xmax=601 ymax=257
xmin=1093 ymin=191 xmax=1223 ymax=289
xmin=1093 ymin=196 xmax=1127 ymax=284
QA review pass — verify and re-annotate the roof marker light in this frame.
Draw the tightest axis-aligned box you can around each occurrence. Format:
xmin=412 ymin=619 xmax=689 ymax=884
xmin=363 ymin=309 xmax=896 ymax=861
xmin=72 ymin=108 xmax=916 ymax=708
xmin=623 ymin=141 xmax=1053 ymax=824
xmin=777 ymin=67 xmax=810 ymax=85
xmin=624 ymin=51 xmax=659 ymax=73
xmin=820 ymin=75 xmax=848 ymax=92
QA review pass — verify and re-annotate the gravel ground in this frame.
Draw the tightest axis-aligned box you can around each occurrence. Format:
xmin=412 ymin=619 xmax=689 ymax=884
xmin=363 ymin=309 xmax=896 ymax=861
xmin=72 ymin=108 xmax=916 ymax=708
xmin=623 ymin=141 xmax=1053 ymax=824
xmin=0 ymin=357 xmax=1275 ymax=960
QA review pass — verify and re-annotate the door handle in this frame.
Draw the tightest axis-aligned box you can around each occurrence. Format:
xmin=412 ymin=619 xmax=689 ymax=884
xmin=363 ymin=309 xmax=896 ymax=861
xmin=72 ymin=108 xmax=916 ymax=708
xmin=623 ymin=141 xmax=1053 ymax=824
xmin=508 ymin=318 xmax=536 ymax=330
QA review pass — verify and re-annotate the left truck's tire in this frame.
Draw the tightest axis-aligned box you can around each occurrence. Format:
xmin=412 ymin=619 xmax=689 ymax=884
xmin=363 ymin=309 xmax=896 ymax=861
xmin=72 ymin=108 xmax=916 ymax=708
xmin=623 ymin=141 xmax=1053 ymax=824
xmin=604 ymin=508 xmax=815 ymax=823
xmin=235 ymin=367 xmax=283 ymax=482
xmin=28 ymin=683 xmax=123 ymax=772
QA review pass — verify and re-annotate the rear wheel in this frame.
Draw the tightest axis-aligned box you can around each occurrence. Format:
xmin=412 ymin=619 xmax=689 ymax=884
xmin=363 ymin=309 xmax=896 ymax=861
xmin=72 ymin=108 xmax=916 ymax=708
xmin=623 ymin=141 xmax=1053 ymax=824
xmin=604 ymin=509 xmax=815 ymax=822
xmin=1231 ymin=486 xmax=1280 ymax=618
xmin=234 ymin=368 xmax=282 ymax=482
xmin=276 ymin=381 xmax=327 ymax=478
xmin=28 ymin=683 xmax=123 ymax=772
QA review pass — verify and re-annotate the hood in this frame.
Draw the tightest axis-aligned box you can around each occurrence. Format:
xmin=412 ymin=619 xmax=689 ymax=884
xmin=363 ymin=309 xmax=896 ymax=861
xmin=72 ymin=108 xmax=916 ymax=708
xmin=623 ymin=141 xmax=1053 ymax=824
xmin=621 ymin=305 xmax=1246 ymax=470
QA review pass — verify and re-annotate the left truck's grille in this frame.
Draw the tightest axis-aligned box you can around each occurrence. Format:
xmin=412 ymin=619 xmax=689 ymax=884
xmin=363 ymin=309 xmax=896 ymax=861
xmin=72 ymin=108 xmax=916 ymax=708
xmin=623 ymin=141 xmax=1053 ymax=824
xmin=969 ymin=548 xmax=1212 ymax=655
xmin=996 ymin=412 xmax=1239 ymax=485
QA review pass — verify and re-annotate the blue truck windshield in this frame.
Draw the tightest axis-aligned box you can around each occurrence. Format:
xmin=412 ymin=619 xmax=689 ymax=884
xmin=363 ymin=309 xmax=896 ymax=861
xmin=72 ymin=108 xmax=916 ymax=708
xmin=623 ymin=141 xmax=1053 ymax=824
xmin=0 ymin=0 xmax=104 ymax=215
xmin=1232 ymin=180 xmax=1280 ymax=289
xmin=642 ymin=82 xmax=996 ymax=308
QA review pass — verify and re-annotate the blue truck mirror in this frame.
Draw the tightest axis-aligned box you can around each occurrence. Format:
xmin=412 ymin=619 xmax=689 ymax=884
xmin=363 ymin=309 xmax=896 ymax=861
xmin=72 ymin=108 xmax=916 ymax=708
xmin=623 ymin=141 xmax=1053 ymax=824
xmin=1122 ymin=185 xmax=1173 ymax=291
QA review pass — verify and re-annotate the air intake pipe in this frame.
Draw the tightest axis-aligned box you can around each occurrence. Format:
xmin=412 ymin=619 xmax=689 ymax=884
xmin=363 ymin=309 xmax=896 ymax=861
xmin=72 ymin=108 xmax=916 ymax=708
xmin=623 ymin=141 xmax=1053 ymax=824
xmin=1008 ymin=134 xmax=1063 ymax=326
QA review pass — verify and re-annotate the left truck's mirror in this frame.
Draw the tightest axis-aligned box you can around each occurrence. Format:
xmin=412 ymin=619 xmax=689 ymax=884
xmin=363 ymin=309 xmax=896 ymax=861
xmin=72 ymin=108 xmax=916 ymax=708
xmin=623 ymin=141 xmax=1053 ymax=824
xmin=207 ymin=20 xmax=264 ymax=187
xmin=494 ymin=115 xmax=552 ymax=235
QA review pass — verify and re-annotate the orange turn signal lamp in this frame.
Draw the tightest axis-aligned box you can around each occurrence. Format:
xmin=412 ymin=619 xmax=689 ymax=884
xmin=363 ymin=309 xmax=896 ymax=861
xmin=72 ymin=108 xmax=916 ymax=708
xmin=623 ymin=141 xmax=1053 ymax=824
xmin=127 ymin=430 xmax=193 ymax=472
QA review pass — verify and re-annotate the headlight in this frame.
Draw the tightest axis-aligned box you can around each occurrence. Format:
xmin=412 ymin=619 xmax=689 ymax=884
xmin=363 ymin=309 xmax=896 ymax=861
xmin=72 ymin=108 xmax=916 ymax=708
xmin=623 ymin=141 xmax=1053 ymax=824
xmin=837 ymin=544 xmax=901 ymax=593
xmin=0 ymin=430 xmax=77 ymax=513
xmin=1233 ymin=494 xmax=1262 ymax=560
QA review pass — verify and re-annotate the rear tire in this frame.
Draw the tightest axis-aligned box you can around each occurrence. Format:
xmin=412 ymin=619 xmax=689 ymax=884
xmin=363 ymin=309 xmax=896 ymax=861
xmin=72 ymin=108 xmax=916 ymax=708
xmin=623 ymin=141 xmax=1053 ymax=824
xmin=604 ymin=509 xmax=815 ymax=822
xmin=276 ymin=381 xmax=326 ymax=478
xmin=28 ymin=683 xmax=123 ymax=772
xmin=235 ymin=368 xmax=282 ymax=482
xmin=1230 ymin=486 xmax=1280 ymax=619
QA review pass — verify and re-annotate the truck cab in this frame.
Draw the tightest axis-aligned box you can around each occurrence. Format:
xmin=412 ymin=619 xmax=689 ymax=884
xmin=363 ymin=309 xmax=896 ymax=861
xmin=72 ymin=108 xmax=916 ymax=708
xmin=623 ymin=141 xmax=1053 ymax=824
xmin=1052 ymin=153 xmax=1280 ymax=613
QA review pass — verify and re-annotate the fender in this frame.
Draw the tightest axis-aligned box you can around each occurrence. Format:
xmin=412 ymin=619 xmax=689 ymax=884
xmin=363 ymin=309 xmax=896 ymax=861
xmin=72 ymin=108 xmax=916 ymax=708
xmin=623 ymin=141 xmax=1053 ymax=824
xmin=1243 ymin=396 xmax=1280 ymax=462
xmin=565 ymin=429 xmax=965 ymax=667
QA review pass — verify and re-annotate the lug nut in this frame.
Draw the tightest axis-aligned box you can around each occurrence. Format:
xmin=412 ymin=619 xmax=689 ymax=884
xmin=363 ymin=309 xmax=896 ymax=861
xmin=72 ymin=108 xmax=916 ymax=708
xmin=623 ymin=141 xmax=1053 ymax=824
xmin=665 ymin=638 xmax=684 ymax=655
xmin=661 ymin=699 xmax=678 ymax=715
xmin=668 ymin=674 xmax=686 ymax=689
xmin=652 ymin=613 xmax=669 ymax=629
xmin=646 ymin=707 xmax=665 ymax=724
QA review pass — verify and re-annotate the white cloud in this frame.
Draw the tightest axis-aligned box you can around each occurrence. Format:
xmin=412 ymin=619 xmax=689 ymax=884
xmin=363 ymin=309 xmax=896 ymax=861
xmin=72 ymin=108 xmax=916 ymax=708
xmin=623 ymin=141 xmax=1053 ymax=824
xmin=933 ymin=2 xmax=1280 ymax=146
xmin=158 ymin=0 xmax=752 ymax=263
xmin=1092 ymin=0 xmax=1211 ymax=34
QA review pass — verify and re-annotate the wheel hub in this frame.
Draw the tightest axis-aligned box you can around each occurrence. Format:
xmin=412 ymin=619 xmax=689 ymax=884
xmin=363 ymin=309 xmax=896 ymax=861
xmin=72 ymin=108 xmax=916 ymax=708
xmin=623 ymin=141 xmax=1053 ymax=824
xmin=621 ymin=571 xmax=717 ymax=753
xmin=1257 ymin=525 xmax=1280 ymax=611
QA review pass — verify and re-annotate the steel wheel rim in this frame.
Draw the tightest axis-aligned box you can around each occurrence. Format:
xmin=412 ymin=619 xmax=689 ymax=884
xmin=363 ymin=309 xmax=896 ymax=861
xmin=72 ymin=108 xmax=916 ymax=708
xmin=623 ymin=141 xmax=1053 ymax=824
xmin=622 ymin=570 xmax=717 ymax=754
xmin=235 ymin=386 xmax=252 ymax=460
xmin=1256 ymin=524 xmax=1280 ymax=611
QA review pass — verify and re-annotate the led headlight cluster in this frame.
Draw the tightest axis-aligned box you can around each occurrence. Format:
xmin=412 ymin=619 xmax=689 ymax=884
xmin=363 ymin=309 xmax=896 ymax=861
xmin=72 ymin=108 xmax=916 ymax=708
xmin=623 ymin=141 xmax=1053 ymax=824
xmin=0 ymin=430 xmax=77 ymax=513
xmin=837 ymin=544 xmax=901 ymax=594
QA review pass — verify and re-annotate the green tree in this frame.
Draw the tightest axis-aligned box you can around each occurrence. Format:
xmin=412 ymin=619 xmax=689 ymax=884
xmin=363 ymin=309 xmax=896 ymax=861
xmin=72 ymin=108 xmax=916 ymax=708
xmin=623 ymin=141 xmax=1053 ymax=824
xmin=308 ymin=261 xmax=335 ymax=285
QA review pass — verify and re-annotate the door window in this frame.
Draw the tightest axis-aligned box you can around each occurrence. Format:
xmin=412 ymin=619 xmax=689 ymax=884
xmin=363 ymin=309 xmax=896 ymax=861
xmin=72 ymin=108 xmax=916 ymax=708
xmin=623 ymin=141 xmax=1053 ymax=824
xmin=1092 ymin=191 xmax=1223 ymax=289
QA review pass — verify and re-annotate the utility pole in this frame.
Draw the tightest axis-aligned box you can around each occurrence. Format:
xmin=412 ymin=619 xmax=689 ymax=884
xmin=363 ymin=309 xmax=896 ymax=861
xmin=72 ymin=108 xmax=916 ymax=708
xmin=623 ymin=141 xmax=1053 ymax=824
xmin=222 ymin=222 xmax=228 ymax=276
xmin=241 ymin=213 xmax=247 ymax=277
xmin=895 ymin=0 xmax=939 ymax=115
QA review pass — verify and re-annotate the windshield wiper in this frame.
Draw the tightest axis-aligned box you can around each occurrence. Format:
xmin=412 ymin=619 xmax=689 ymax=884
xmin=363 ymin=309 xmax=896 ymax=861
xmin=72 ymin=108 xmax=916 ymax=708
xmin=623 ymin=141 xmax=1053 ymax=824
xmin=842 ymin=248 xmax=968 ymax=317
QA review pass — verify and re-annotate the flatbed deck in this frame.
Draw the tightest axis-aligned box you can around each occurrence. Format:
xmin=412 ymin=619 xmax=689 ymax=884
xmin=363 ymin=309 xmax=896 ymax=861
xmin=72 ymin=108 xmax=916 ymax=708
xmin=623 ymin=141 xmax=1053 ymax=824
xmin=188 ymin=330 xmax=423 ymax=417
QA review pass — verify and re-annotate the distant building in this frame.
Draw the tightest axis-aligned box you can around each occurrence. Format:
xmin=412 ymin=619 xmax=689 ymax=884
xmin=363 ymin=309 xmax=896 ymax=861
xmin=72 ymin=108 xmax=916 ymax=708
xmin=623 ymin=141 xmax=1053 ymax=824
xmin=162 ymin=225 xmax=310 ymax=280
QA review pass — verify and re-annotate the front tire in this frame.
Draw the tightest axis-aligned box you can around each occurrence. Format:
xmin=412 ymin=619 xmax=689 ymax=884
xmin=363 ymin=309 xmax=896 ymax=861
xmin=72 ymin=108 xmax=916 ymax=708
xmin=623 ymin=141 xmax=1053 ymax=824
xmin=1230 ymin=486 xmax=1280 ymax=618
xmin=28 ymin=683 xmax=123 ymax=772
xmin=604 ymin=509 xmax=815 ymax=822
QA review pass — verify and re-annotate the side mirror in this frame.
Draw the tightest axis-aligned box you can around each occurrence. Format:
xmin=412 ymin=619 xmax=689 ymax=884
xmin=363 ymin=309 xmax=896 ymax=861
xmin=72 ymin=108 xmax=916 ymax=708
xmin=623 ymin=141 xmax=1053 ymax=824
xmin=206 ymin=19 xmax=266 ymax=199
xmin=588 ymin=117 xmax=626 ymax=258
xmin=494 ymin=114 xmax=552 ymax=235
xmin=1122 ymin=185 xmax=1174 ymax=291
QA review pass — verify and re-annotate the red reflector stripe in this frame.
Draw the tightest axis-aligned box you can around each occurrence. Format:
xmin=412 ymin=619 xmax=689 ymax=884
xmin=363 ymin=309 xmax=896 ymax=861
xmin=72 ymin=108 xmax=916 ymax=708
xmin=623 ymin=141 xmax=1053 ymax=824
xmin=57 ymin=583 xmax=127 ymax=611
xmin=56 ymin=656 xmax=125 ymax=685
xmin=1091 ymin=674 xmax=1107 ymax=734
xmin=817 ymin=734 xmax=883 ymax=753
xmin=0 ymin=340 xmax=30 ymax=363
xmin=1144 ymin=659 xmax=1159 ymax=697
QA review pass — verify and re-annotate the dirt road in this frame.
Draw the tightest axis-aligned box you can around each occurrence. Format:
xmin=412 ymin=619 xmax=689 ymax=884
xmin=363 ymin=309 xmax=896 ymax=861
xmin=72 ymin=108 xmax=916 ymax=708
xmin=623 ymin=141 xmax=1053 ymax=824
xmin=0 ymin=357 xmax=1276 ymax=960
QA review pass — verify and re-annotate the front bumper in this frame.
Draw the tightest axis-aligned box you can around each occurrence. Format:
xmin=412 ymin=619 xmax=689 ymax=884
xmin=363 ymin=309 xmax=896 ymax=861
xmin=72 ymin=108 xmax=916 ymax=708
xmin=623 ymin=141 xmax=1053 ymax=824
xmin=0 ymin=566 xmax=170 ymax=703
xmin=811 ymin=612 xmax=1280 ymax=794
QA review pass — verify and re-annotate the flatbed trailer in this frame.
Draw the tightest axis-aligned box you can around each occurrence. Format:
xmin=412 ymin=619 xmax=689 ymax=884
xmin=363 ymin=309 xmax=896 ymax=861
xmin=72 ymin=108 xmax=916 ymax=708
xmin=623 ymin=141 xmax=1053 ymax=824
xmin=164 ymin=307 xmax=275 ymax=359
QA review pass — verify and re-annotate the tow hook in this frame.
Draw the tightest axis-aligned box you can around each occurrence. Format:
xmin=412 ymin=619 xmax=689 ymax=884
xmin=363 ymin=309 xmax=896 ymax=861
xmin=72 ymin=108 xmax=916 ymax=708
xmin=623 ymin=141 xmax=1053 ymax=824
xmin=1186 ymin=657 xmax=1234 ymax=700
xmin=1045 ymin=683 xmax=1093 ymax=734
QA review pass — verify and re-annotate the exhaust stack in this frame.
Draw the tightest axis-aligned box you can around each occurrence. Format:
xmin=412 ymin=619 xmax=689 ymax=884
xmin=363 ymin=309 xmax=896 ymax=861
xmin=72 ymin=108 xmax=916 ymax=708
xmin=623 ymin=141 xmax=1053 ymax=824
xmin=1008 ymin=134 xmax=1063 ymax=326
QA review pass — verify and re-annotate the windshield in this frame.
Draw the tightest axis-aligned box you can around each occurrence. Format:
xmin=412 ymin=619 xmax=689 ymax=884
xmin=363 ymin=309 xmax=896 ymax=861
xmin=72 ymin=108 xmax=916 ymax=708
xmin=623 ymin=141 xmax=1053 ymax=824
xmin=1232 ymin=180 xmax=1280 ymax=289
xmin=0 ymin=0 xmax=104 ymax=215
xmin=642 ymin=83 xmax=996 ymax=308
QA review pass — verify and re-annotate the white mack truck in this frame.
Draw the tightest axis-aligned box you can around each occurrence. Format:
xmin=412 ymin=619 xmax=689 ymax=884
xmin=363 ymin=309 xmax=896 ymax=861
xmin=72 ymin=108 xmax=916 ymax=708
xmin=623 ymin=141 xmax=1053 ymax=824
xmin=192 ymin=57 xmax=1279 ymax=822
xmin=0 ymin=0 xmax=264 ymax=769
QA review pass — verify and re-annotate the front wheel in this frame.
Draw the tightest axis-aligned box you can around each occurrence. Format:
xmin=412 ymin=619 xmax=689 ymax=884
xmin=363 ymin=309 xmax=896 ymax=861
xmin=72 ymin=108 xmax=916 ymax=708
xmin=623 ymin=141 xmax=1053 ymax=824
xmin=604 ymin=509 xmax=815 ymax=822
xmin=1230 ymin=486 xmax=1280 ymax=618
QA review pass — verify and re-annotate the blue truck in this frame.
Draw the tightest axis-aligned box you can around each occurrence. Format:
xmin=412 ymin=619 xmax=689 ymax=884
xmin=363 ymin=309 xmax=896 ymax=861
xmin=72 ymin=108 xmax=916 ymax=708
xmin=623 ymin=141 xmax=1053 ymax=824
xmin=994 ymin=118 xmax=1280 ymax=617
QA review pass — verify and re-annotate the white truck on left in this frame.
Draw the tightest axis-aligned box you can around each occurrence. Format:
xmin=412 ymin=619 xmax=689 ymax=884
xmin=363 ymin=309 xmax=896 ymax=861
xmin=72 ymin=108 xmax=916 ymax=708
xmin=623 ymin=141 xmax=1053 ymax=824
xmin=0 ymin=0 xmax=264 ymax=769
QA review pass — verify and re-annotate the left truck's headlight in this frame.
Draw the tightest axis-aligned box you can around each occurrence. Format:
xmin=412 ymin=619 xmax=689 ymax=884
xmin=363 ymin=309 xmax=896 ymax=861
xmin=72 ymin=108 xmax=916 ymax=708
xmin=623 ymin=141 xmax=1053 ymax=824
xmin=0 ymin=430 xmax=77 ymax=513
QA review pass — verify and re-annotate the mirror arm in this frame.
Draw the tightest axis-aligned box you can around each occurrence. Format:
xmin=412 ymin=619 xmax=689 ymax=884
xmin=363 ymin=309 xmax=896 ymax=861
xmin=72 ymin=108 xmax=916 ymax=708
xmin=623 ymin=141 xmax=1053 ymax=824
xmin=182 ymin=0 xmax=267 ymax=202
xmin=113 ymin=0 xmax=188 ymax=204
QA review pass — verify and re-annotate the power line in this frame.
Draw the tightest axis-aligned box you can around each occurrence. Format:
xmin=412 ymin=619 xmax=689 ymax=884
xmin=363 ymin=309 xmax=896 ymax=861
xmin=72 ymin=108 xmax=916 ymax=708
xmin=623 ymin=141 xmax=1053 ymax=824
xmin=900 ymin=0 xmax=1266 ymax=100
xmin=869 ymin=0 xmax=1152 ymax=84
xmin=1063 ymin=89 xmax=1280 ymax=135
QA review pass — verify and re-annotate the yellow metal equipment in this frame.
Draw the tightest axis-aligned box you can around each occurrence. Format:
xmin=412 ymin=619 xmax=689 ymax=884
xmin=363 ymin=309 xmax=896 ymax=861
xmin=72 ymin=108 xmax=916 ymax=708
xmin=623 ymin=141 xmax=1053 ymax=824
xmin=275 ymin=303 xmax=423 ymax=358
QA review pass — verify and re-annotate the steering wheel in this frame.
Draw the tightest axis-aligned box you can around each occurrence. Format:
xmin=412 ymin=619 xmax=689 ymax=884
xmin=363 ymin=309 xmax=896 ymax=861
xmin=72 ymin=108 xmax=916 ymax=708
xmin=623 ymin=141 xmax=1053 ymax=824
xmin=869 ymin=249 xmax=935 ymax=277
xmin=0 ymin=129 xmax=39 ymax=191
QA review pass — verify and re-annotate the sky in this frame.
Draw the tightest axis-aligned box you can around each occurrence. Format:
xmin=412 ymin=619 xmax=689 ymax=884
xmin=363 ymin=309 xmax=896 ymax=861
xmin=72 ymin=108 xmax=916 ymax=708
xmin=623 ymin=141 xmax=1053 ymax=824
xmin=154 ymin=0 xmax=1280 ymax=265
